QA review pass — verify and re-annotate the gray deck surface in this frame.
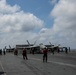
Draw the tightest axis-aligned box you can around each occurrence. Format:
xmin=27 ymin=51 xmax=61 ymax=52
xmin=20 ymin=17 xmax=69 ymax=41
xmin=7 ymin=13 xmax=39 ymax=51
xmin=0 ymin=52 xmax=76 ymax=75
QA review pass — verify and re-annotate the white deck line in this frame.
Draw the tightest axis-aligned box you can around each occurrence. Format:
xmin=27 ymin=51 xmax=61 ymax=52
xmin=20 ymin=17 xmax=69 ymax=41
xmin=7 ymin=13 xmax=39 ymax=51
xmin=30 ymin=58 xmax=76 ymax=68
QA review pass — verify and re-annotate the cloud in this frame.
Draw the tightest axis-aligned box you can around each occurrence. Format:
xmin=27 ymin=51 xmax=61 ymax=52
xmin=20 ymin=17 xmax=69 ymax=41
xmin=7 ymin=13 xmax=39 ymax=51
xmin=33 ymin=0 xmax=76 ymax=48
xmin=0 ymin=0 xmax=44 ymax=33
xmin=0 ymin=0 xmax=20 ymax=14
xmin=50 ymin=0 xmax=58 ymax=4
xmin=0 ymin=0 xmax=76 ymax=49
xmin=0 ymin=12 xmax=44 ymax=32
xmin=49 ymin=0 xmax=76 ymax=48
xmin=50 ymin=0 xmax=76 ymax=33
xmin=0 ymin=32 xmax=38 ymax=48
xmin=0 ymin=0 xmax=44 ymax=48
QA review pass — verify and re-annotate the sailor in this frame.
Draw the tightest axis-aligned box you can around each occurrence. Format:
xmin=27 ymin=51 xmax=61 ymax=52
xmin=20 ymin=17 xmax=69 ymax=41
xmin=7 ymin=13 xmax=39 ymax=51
xmin=3 ymin=50 xmax=6 ymax=55
xmin=43 ymin=47 xmax=48 ymax=62
xmin=22 ymin=48 xmax=28 ymax=60
xmin=65 ymin=47 xmax=68 ymax=54
xmin=14 ymin=49 xmax=18 ymax=55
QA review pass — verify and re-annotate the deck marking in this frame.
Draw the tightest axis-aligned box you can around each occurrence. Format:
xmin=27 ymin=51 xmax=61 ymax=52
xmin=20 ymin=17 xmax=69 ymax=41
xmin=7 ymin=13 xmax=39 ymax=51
xmin=30 ymin=58 xmax=76 ymax=68
xmin=0 ymin=61 xmax=7 ymax=75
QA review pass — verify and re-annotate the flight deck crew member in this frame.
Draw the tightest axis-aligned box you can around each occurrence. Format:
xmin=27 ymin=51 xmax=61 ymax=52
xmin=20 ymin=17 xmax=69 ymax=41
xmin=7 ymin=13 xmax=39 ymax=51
xmin=43 ymin=48 xmax=48 ymax=62
xmin=65 ymin=47 xmax=68 ymax=54
xmin=32 ymin=48 xmax=35 ymax=55
xmin=22 ymin=48 xmax=28 ymax=60
xmin=3 ymin=50 xmax=6 ymax=55
xmin=14 ymin=49 xmax=18 ymax=55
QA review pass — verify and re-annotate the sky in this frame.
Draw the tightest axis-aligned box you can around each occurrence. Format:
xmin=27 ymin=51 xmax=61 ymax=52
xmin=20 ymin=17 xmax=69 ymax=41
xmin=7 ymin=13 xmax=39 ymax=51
xmin=0 ymin=0 xmax=76 ymax=49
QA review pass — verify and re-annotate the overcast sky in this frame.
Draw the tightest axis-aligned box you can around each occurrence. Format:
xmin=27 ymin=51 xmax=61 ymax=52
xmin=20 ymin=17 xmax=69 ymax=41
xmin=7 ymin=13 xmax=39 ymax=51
xmin=0 ymin=0 xmax=76 ymax=49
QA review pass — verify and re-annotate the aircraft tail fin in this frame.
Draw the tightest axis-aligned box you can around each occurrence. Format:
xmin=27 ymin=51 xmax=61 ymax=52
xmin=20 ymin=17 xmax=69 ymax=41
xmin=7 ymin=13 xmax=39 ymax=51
xmin=26 ymin=40 xmax=30 ymax=46
xmin=34 ymin=40 xmax=37 ymax=45
xmin=49 ymin=42 xmax=52 ymax=45
xmin=9 ymin=45 xmax=11 ymax=49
